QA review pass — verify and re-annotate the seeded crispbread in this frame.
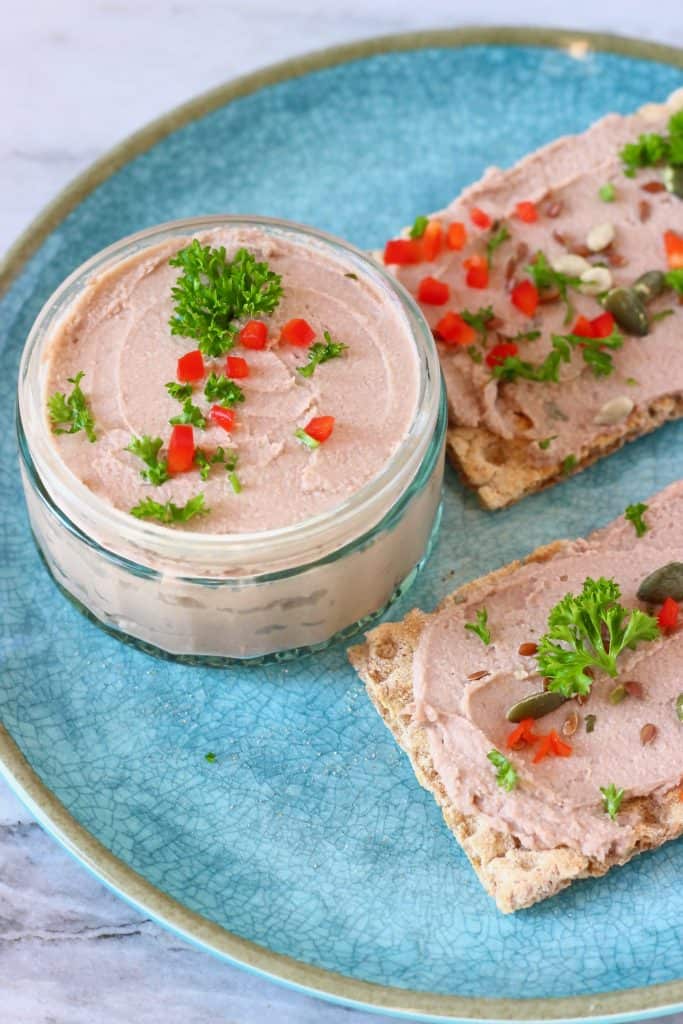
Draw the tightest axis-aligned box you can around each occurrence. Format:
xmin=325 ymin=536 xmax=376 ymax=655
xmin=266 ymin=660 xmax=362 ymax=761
xmin=347 ymin=541 xmax=683 ymax=913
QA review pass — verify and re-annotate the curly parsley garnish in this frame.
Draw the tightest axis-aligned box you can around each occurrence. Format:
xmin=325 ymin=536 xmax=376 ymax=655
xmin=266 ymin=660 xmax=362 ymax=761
xmin=126 ymin=435 xmax=169 ymax=485
xmin=203 ymin=373 xmax=245 ymax=406
xmin=204 ymin=751 xmax=217 ymax=763
xmin=624 ymin=501 xmax=649 ymax=538
xmin=48 ymin=371 xmax=96 ymax=442
xmin=600 ymin=782 xmax=625 ymax=820
xmin=619 ymin=109 xmax=683 ymax=177
xmin=486 ymin=223 xmax=510 ymax=268
xmin=165 ymin=381 xmax=193 ymax=401
xmin=666 ymin=269 xmax=683 ymax=295
xmin=169 ymin=241 xmax=283 ymax=357
xmin=131 ymin=493 xmax=209 ymax=524
xmin=598 ymin=182 xmax=616 ymax=202
xmin=194 ymin=446 xmax=239 ymax=486
xmin=536 ymin=577 xmax=660 ymax=699
xmin=487 ymin=750 xmax=518 ymax=792
xmin=561 ymin=454 xmax=577 ymax=475
xmin=409 ymin=215 xmax=429 ymax=239
xmin=297 ymin=331 xmax=348 ymax=378
xmin=526 ymin=251 xmax=581 ymax=324
xmin=492 ymin=327 xmax=623 ymax=384
xmin=465 ymin=608 xmax=491 ymax=645
xmin=169 ymin=397 xmax=207 ymax=428
xmin=461 ymin=306 xmax=495 ymax=343
xmin=538 ymin=435 xmax=557 ymax=450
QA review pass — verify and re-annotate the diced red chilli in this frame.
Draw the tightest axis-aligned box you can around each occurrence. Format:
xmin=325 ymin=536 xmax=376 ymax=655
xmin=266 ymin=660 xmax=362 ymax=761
xmin=239 ymin=320 xmax=268 ymax=350
xmin=176 ymin=350 xmax=205 ymax=382
xmin=659 ymin=597 xmax=679 ymax=631
xmin=209 ymin=405 xmax=236 ymax=432
xmin=470 ymin=207 xmax=492 ymax=229
xmin=383 ymin=238 xmax=422 ymax=265
xmin=227 ymin=355 xmax=249 ymax=379
xmin=514 ymin=200 xmax=538 ymax=223
xmin=167 ymin=424 xmax=195 ymax=474
xmin=304 ymin=415 xmax=335 ymax=443
xmin=280 ymin=318 xmax=316 ymax=347
xmin=417 ymin=276 xmax=450 ymax=305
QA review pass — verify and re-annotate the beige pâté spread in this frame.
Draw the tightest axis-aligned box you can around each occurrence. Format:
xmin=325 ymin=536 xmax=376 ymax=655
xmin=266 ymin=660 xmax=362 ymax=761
xmin=45 ymin=226 xmax=420 ymax=532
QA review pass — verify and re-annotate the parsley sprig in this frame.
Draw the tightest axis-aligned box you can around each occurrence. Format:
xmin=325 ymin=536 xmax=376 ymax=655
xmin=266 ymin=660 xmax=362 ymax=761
xmin=461 ymin=306 xmax=495 ymax=343
xmin=409 ymin=215 xmax=428 ymax=239
xmin=486 ymin=223 xmax=510 ymax=268
xmin=526 ymin=251 xmax=581 ymax=324
xmin=492 ymin=327 xmax=623 ymax=384
xmin=165 ymin=381 xmax=193 ymax=401
xmin=126 ymin=435 xmax=169 ymax=485
xmin=48 ymin=371 xmax=96 ymax=442
xmin=619 ymin=109 xmax=683 ymax=177
xmin=487 ymin=750 xmax=518 ymax=792
xmin=169 ymin=241 xmax=283 ymax=357
xmin=131 ymin=493 xmax=209 ymax=524
xmin=297 ymin=331 xmax=348 ymax=378
xmin=666 ymin=269 xmax=683 ymax=295
xmin=465 ymin=608 xmax=491 ymax=645
xmin=194 ymin=446 xmax=239 ymax=482
xmin=537 ymin=577 xmax=660 ymax=698
xmin=169 ymin=397 xmax=206 ymax=428
xmin=600 ymin=782 xmax=625 ymax=820
xmin=624 ymin=502 xmax=649 ymax=538
xmin=203 ymin=373 xmax=245 ymax=406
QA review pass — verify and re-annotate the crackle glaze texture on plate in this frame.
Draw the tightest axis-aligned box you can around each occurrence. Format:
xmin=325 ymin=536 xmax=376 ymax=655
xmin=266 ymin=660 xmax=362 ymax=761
xmin=2 ymin=35 xmax=683 ymax=1022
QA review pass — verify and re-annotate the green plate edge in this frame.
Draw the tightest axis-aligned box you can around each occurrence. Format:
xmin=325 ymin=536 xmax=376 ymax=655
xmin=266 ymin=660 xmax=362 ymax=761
xmin=1 ymin=25 xmax=682 ymax=1024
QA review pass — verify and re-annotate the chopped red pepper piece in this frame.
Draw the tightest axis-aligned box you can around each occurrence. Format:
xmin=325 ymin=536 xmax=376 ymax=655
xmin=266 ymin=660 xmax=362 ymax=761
xmin=485 ymin=341 xmax=518 ymax=368
xmin=506 ymin=717 xmax=540 ymax=749
xmin=417 ymin=276 xmax=450 ymax=305
xmin=658 ymin=596 xmax=679 ymax=632
xmin=514 ymin=200 xmax=538 ymax=223
xmin=434 ymin=311 xmax=476 ymax=347
xmin=209 ymin=404 xmax=236 ymax=432
xmin=470 ymin=206 xmax=492 ymax=229
xmin=176 ymin=350 xmax=205 ymax=382
xmin=571 ymin=315 xmax=596 ymax=339
xmin=383 ymin=238 xmax=422 ymax=265
xmin=571 ymin=312 xmax=616 ymax=339
xmin=304 ymin=415 xmax=335 ymax=443
xmin=446 ymin=222 xmax=467 ymax=251
xmin=464 ymin=254 xmax=489 ymax=289
xmin=239 ymin=320 xmax=268 ymax=350
xmin=226 ymin=355 xmax=249 ymax=379
xmin=421 ymin=221 xmax=443 ymax=261
xmin=167 ymin=424 xmax=195 ymax=474
xmin=280 ymin=318 xmax=316 ymax=347
xmin=532 ymin=730 xmax=573 ymax=764
xmin=664 ymin=230 xmax=683 ymax=270
xmin=590 ymin=311 xmax=616 ymax=339
xmin=510 ymin=279 xmax=539 ymax=316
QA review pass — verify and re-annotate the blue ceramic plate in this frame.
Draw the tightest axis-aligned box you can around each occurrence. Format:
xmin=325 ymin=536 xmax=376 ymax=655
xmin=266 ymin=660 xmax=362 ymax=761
xmin=2 ymin=28 xmax=683 ymax=1023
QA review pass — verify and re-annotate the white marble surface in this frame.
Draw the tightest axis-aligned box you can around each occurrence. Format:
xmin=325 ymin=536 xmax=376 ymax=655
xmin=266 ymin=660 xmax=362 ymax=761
xmin=2 ymin=2 xmax=683 ymax=1021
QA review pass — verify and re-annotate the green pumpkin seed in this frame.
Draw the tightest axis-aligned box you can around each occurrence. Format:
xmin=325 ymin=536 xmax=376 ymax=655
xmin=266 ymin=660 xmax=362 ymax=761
xmin=676 ymin=694 xmax=683 ymax=723
xmin=609 ymin=684 xmax=627 ymax=705
xmin=585 ymin=714 xmax=597 ymax=733
xmin=633 ymin=270 xmax=666 ymax=304
xmin=604 ymin=287 xmax=649 ymax=336
xmin=506 ymin=690 xmax=567 ymax=722
xmin=637 ymin=562 xmax=683 ymax=603
xmin=664 ymin=164 xmax=683 ymax=200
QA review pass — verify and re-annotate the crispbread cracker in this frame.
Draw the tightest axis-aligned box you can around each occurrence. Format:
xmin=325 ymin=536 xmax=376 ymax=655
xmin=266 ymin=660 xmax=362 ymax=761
xmin=348 ymin=541 xmax=683 ymax=912
xmin=448 ymin=394 xmax=683 ymax=510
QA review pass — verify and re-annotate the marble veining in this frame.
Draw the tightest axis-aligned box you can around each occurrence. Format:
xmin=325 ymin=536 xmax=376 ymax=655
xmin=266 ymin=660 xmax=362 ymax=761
xmin=3 ymin=2 xmax=683 ymax=1023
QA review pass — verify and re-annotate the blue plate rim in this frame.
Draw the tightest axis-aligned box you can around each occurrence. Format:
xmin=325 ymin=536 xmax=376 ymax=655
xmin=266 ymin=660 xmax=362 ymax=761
xmin=2 ymin=26 xmax=683 ymax=1023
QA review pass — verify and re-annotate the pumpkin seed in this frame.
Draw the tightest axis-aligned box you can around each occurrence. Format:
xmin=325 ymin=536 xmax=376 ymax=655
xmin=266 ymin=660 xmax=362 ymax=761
xmin=609 ymin=684 xmax=627 ymax=705
xmin=633 ymin=270 xmax=666 ymax=303
xmin=562 ymin=710 xmax=580 ymax=737
xmin=595 ymin=395 xmax=634 ymax=426
xmin=506 ymin=690 xmax=567 ymax=722
xmin=585 ymin=714 xmax=597 ymax=733
xmin=640 ymin=723 xmax=657 ymax=746
xmin=664 ymin=164 xmax=683 ymax=200
xmin=603 ymin=287 xmax=649 ymax=336
xmin=517 ymin=642 xmax=538 ymax=656
xmin=586 ymin=221 xmax=615 ymax=252
xmin=676 ymin=694 xmax=683 ymax=723
xmin=637 ymin=562 xmax=683 ymax=603
xmin=624 ymin=680 xmax=644 ymax=699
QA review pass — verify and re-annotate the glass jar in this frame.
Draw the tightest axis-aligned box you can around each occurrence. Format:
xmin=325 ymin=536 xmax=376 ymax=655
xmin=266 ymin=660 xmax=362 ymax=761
xmin=17 ymin=216 xmax=446 ymax=663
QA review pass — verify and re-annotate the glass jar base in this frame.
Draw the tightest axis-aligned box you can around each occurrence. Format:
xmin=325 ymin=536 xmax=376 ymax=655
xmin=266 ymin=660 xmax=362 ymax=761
xmin=32 ymin=501 xmax=442 ymax=668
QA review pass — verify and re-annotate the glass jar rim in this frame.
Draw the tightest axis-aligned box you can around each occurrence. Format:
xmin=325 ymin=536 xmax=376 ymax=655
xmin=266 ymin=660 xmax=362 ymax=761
xmin=18 ymin=214 xmax=441 ymax=568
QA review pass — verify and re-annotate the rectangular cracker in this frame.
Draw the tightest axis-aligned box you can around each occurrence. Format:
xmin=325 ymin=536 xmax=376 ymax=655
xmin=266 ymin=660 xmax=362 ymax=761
xmin=388 ymin=87 xmax=683 ymax=510
xmin=348 ymin=539 xmax=683 ymax=913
